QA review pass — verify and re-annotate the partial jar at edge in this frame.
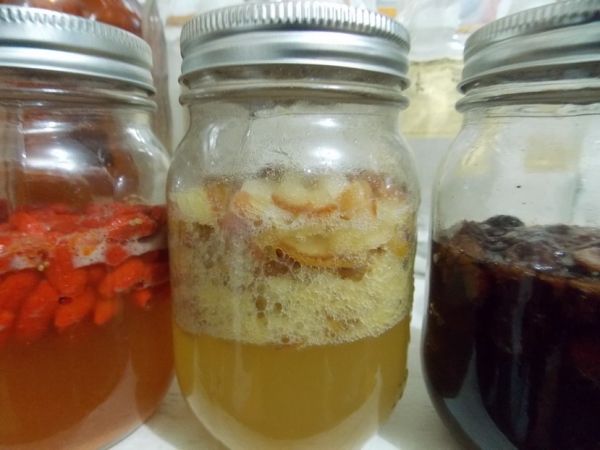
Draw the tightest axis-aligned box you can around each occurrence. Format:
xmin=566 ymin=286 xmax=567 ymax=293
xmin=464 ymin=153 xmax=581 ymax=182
xmin=168 ymin=4 xmax=419 ymax=449
xmin=423 ymin=3 xmax=600 ymax=450
xmin=0 ymin=8 xmax=172 ymax=450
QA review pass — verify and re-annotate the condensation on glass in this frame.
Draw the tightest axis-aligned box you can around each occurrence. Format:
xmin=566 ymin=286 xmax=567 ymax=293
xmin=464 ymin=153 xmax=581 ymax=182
xmin=168 ymin=2 xmax=419 ymax=449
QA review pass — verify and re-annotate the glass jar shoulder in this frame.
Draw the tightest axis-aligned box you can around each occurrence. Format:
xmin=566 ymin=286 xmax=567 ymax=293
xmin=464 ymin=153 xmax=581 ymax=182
xmin=170 ymin=99 xmax=418 ymax=196
xmin=435 ymin=103 xmax=600 ymax=230
xmin=0 ymin=103 xmax=168 ymax=209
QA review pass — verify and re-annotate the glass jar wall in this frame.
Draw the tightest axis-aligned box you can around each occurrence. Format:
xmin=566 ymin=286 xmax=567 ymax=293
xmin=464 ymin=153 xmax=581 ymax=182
xmin=168 ymin=3 xmax=419 ymax=449
xmin=423 ymin=2 xmax=600 ymax=449
xmin=0 ymin=7 xmax=172 ymax=449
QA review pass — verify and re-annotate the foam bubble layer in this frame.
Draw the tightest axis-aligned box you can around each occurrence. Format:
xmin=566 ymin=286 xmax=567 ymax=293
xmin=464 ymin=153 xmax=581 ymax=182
xmin=170 ymin=171 xmax=417 ymax=346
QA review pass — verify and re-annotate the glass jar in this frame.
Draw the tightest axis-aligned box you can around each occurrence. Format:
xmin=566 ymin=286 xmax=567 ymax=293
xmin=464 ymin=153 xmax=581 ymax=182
xmin=423 ymin=2 xmax=600 ymax=450
xmin=168 ymin=3 xmax=418 ymax=449
xmin=0 ymin=0 xmax=174 ymax=152
xmin=0 ymin=7 xmax=172 ymax=450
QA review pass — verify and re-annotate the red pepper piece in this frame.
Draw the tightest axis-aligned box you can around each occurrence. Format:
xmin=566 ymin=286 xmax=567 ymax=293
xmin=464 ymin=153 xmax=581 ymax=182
xmin=14 ymin=280 xmax=60 ymax=342
xmin=108 ymin=203 xmax=143 ymax=217
xmin=98 ymin=257 xmax=147 ymax=297
xmin=0 ymin=310 xmax=15 ymax=348
xmin=107 ymin=213 xmax=157 ymax=242
xmin=79 ymin=213 xmax=106 ymax=229
xmin=106 ymin=243 xmax=129 ymax=266
xmin=30 ymin=206 xmax=78 ymax=233
xmin=9 ymin=211 xmax=47 ymax=234
xmin=46 ymin=244 xmax=88 ymax=297
xmin=54 ymin=288 xmax=96 ymax=332
xmin=87 ymin=264 xmax=106 ymax=285
xmin=93 ymin=297 xmax=120 ymax=326
xmin=0 ymin=270 xmax=42 ymax=312
xmin=132 ymin=288 xmax=152 ymax=309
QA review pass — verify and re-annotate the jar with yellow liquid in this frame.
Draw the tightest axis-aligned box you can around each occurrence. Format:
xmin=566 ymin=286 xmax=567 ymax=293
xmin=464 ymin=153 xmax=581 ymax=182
xmin=168 ymin=2 xmax=418 ymax=449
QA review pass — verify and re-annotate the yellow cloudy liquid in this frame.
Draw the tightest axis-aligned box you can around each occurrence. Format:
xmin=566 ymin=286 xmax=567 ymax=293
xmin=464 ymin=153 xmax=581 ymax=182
xmin=174 ymin=317 xmax=410 ymax=450
xmin=170 ymin=171 xmax=416 ymax=449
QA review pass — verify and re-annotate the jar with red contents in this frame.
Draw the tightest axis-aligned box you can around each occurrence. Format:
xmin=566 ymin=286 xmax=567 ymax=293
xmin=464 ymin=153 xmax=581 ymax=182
xmin=0 ymin=6 xmax=172 ymax=450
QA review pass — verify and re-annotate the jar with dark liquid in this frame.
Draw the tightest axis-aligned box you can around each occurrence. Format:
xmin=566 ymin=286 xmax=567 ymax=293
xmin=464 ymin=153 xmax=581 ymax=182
xmin=423 ymin=2 xmax=600 ymax=449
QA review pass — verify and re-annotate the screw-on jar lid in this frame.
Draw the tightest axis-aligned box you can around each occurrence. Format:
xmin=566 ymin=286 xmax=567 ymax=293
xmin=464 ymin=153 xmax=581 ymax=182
xmin=460 ymin=0 xmax=600 ymax=92
xmin=0 ymin=6 xmax=154 ymax=92
xmin=180 ymin=1 xmax=410 ymax=87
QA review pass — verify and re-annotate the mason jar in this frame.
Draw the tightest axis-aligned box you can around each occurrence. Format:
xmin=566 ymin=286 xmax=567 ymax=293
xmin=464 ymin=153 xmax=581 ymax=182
xmin=0 ymin=0 xmax=174 ymax=152
xmin=0 ymin=7 xmax=172 ymax=449
xmin=423 ymin=2 xmax=600 ymax=449
xmin=168 ymin=2 xmax=419 ymax=449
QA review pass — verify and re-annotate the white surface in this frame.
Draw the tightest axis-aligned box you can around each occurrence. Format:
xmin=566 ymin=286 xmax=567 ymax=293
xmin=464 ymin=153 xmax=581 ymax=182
xmin=112 ymin=278 xmax=461 ymax=450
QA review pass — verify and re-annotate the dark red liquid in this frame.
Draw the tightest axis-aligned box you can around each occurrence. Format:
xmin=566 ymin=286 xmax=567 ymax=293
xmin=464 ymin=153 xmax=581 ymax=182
xmin=423 ymin=217 xmax=600 ymax=450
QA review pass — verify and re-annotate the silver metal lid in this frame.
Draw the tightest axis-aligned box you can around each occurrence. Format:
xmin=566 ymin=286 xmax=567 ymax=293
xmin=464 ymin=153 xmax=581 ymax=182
xmin=0 ymin=6 xmax=154 ymax=92
xmin=460 ymin=0 xmax=600 ymax=92
xmin=180 ymin=1 xmax=410 ymax=87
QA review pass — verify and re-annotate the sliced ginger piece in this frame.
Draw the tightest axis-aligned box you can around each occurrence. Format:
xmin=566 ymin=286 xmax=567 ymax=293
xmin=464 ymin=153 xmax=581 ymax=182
xmin=277 ymin=240 xmax=364 ymax=269
xmin=271 ymin=173 xmax=347 ymax=216
xmin=231 ymin=178 xmax=292 ymax=224
xmin=172 ymin=187 xmax=215 ymax=225
xmin=338 ymin=179 xmax=376 ymax=219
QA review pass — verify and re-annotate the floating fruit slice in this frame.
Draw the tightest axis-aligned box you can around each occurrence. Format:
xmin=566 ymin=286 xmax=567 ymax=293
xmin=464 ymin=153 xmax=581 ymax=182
xmin=328 ymin=225 xmax=396 ymax=255
xmin=172 ymin=187 xmax=215 ymax=225
xmin=276 ymin=238 xmax=364 ymax=269
xmin=14 ymin=280 xmax=60 ymax=342
xmin=256 ymin=219 xmax=396 ymax=268
xmin=271 ymin=173 xmax=346 ymax=216
xmin=338 ymin=179 xmax=376 ymax=219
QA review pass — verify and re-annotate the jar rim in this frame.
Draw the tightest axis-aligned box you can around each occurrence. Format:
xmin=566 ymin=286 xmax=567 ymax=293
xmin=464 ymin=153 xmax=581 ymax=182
xmin=457 ymin=78 xmax=600 ymax=111
xmin=460 ymin=0 xmax=600 ymax=93
xmin=0 ymin=6 xmax=154 ymax=93
xmin=179 ymin=1 xmax=410 ymax=90
xmin=179 ymin=65 xmax=408 ymax=106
